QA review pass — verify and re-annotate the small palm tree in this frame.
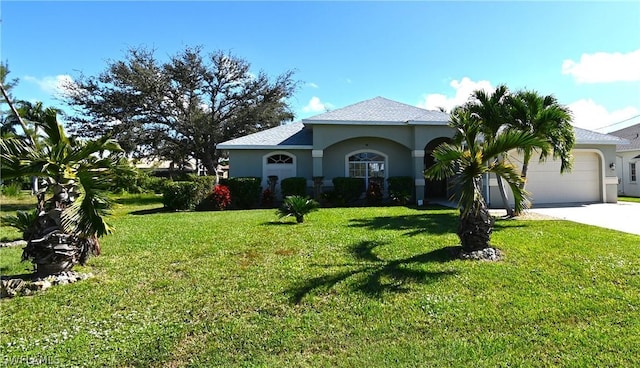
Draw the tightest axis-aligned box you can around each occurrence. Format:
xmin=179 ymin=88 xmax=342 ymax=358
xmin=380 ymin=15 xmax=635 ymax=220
xmin=425 ymin=107 xmax=549 ymax=252
xmin=277 ymin=196 xmax=319 ymax=223
xmin=1 ymin=106 xmax=124 ymax=275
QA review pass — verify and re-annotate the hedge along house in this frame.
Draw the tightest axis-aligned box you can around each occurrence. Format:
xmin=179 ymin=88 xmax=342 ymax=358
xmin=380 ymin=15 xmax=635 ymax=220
xmin=217 ymin=96 xmax=625 ymax=206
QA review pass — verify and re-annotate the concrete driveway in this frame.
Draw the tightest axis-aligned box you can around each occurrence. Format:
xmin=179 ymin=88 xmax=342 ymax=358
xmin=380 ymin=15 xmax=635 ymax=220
xmin=528 ymin=202 xmax=640 ymax=235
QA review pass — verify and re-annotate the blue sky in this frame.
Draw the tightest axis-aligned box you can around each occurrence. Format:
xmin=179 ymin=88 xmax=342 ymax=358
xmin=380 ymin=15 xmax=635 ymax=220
xmin=2 ymin=1 xmax=639 ymax=132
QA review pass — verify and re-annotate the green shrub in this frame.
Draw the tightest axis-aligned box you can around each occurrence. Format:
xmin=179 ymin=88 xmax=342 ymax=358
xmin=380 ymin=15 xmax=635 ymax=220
xmin=143 ymin=175 xmax=170 ymax=194
xmin=1 ymin=183 xmax=23 ymax=197
xmin=332 ymin=177 xmax=365 ymax=205
xmin=110 ymin=160 xmax=146 ymax=194
xmin=276 ymin=196 xmax=319 ymax=223
xmin=0 ymin=209 xmax=38 ymax=239
xmin=188 ymin=175 xmax=216 ymax=193
xmin=281 ymin=177 xmax=307 ymax=197
xmin=161 ymin=179 xmax=211 ymax=211
xmin=388 ymin=176 xmax=414 ymax=205
xmin=221 ymin=177 xmax=261 ymax=209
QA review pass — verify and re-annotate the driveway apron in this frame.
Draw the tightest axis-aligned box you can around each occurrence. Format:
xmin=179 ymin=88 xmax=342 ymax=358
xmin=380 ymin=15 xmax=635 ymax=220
xmin=528 ymin=202 xmax=640 ymax=235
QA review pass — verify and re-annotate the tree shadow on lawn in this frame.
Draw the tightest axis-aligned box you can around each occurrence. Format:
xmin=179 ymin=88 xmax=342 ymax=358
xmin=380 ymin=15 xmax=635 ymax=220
xmin=114 ymin=196 xmax=163 ymax=206
xmin=261 ymin=221 xmax=298 ymax=226
xmin=350 ymin=211 xmax=528 ymax=236
xmin=0 ymin=203 xmax=36 ymax=213
xmin=348 ymin=212 xmax=459 ymax=236
xmin=287 ymin=240 xmax=459 ymax=303
xmin=129 ymin=207 xmax=173 ymax=215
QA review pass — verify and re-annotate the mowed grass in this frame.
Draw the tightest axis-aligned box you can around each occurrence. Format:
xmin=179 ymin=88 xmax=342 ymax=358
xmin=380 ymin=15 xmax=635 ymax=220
xmin=619 ymin=196 xmax=640 ymax=203
xmin=1 ymin=194 xmax=640 ymax=367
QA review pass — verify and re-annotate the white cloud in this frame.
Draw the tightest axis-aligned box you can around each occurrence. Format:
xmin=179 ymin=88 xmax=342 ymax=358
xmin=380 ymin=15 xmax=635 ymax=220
xmin=562 ymin=49 xmax=640 ymax=83
xmin=417 ymin=77 xmax=494 ymax=112
xmin=24 ymin=74 xmax=75 ymax=97
xmin=307 ymin=82 xmax=319 ymax=88
xmin=568 ymin=98 xmax=639 ymax=131
xmin=302 ymin=96 xmax=333 ymax=113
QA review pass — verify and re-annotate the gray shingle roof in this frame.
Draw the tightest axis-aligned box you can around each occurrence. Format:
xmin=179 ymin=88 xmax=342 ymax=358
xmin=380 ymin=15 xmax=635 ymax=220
xmin=303 ymin=96 xmax=449 ymax=124
xmin=574 ymin=127 xmax=628 ymax=145
xmin=217 ymin=98 xmax=629 ymax=150
xmin=217 ymin=122 xmax=312 ymax=149
xmin=609 ymin=122 xmax=640 ymax=151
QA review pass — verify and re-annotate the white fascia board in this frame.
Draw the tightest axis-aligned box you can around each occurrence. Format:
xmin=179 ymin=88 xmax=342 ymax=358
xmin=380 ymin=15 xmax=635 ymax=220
xmin=216 ymin=145 xmax=313 ymax=150
xmin=575 ymin=140 xmax=626 ymax=145
xmin=302 ymin=119 xmax=448 ymax=126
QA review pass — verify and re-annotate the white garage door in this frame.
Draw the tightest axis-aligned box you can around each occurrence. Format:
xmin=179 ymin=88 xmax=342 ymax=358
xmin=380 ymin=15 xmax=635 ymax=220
xmin=518 ymin=151 xmax=601 ymax=204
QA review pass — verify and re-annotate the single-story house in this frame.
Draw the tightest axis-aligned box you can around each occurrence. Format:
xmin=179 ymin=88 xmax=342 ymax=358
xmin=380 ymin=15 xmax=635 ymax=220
xmin=611 ymin=122 xmax=640 ymax=197
xmin=217 ymin=96 xmax=625 ymax=206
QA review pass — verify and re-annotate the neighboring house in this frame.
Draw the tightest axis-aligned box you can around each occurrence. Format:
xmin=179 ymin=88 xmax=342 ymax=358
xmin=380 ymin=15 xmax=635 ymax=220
xmin=610 ymin=122 xmax=640 ymax=197
xmin=217 ymin=96 xmax=624 ymax=206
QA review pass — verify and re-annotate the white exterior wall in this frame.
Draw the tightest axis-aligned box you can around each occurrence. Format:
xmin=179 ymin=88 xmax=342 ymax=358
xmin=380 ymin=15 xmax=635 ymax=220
xmin=616 ymin=150 xmax=640 ymax=197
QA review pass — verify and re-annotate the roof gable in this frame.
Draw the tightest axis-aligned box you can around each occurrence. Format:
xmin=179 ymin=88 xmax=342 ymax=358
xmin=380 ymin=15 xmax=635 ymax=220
xmin=217 ymin=122 xmax=312 ymax=149
xmin=303 ymin=96 xmax=449 ymax=125
xmin=609 ymin=122 xmax=640 ymax=151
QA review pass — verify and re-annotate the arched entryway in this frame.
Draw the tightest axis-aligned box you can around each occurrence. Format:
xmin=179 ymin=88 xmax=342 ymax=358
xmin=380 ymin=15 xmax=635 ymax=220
xmin=424 ymin=137 xmax=451 ymax=199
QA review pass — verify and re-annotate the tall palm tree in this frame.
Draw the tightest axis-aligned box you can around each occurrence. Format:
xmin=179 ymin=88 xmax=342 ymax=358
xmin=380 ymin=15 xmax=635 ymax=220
xmin=508 ymin=90 xmax=574 ymax=191
xmin=425 ymin=107 xmax=549 ymax=252
xmin=466 ymin=85 xmax=517 ymax=217
xmin=1 ymin=106 xmax=123 ymax=275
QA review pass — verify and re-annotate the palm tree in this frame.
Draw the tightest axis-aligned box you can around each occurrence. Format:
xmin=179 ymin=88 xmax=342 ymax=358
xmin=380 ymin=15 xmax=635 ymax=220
xmin=277 ymin=196 xmax=319 ymax=223
xmin=1 ymin=105 xmax=123 ymax=275
xmin=508 ymin=90 xmax=574 ymax=191
xmin=425 ymin=107 xmax=549 ymax=252
xmin=466 ymin=85 xmax=517 ymax=217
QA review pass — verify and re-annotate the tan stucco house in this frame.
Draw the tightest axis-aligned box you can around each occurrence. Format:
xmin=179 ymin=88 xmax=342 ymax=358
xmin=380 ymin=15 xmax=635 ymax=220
xmin=218 ymin=97 xmax=624 ymax=206
xmin=611 ymin=122 xmax=640 ymax=197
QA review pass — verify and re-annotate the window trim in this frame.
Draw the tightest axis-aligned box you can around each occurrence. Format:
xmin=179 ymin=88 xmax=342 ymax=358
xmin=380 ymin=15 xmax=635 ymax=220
xmin=631 ymin=162 xmax=637 ymax=183
xmin=344 ymin=149 xmax=388 ymax=188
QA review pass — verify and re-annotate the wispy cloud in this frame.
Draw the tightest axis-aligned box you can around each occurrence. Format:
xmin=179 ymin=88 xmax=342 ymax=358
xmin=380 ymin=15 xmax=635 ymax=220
xmin=562 ymin=49 xmax=640 ymax=83
xmin=417 ymin=77 xmax=494 ymax=112
xmin=302 ymin=96 xmax=334 ymax=113
xmin=568 ymin=98 xmax=639 ymax=131
xmin=307 ymin=82 xmax=319 ymax=88
xmin=23 ymin=74 xmax=75 ymax=97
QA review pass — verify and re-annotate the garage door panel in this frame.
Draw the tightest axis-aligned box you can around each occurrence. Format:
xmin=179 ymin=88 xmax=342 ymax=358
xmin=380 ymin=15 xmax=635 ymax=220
xmin=512 ymin=151 xmax=601 ymax=204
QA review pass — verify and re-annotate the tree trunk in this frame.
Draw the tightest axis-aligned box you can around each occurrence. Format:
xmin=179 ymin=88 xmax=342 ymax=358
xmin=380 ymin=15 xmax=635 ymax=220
xmin=495 ymin=175 xmax=514 ymax=217
xmin=202 ymin=146 xmax=218 ymax=178
xmin=457 ymin=200 xmax=494 ymax=252
xmin=22 ymin=184 xmax=93 ymax=276
xmin=519 ymin=150 xmax=532 ymax=191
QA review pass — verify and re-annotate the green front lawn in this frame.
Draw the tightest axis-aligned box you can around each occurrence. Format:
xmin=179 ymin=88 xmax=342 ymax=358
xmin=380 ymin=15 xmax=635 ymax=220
xmin=2 ymin=195 xmax=639 ymax=367
xmin=619 ymin=196 xmax=640 ymax=203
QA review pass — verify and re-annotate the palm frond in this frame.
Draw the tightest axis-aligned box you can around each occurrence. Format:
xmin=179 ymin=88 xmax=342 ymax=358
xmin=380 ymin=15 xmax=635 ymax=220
xmin=61 ymin=169 xmax=114 ymax=238
xmin=424 ymin=143 xmax=461 ymax=180
xmin=489 ymin=160 xmax=531 ymax=213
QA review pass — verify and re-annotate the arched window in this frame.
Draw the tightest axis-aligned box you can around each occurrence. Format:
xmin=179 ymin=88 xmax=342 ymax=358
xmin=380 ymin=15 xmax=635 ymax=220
xmin=346 ymin=151 xmax=386 ymax=188
xmin=267 ymin=154 xmax=293 ymax=164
